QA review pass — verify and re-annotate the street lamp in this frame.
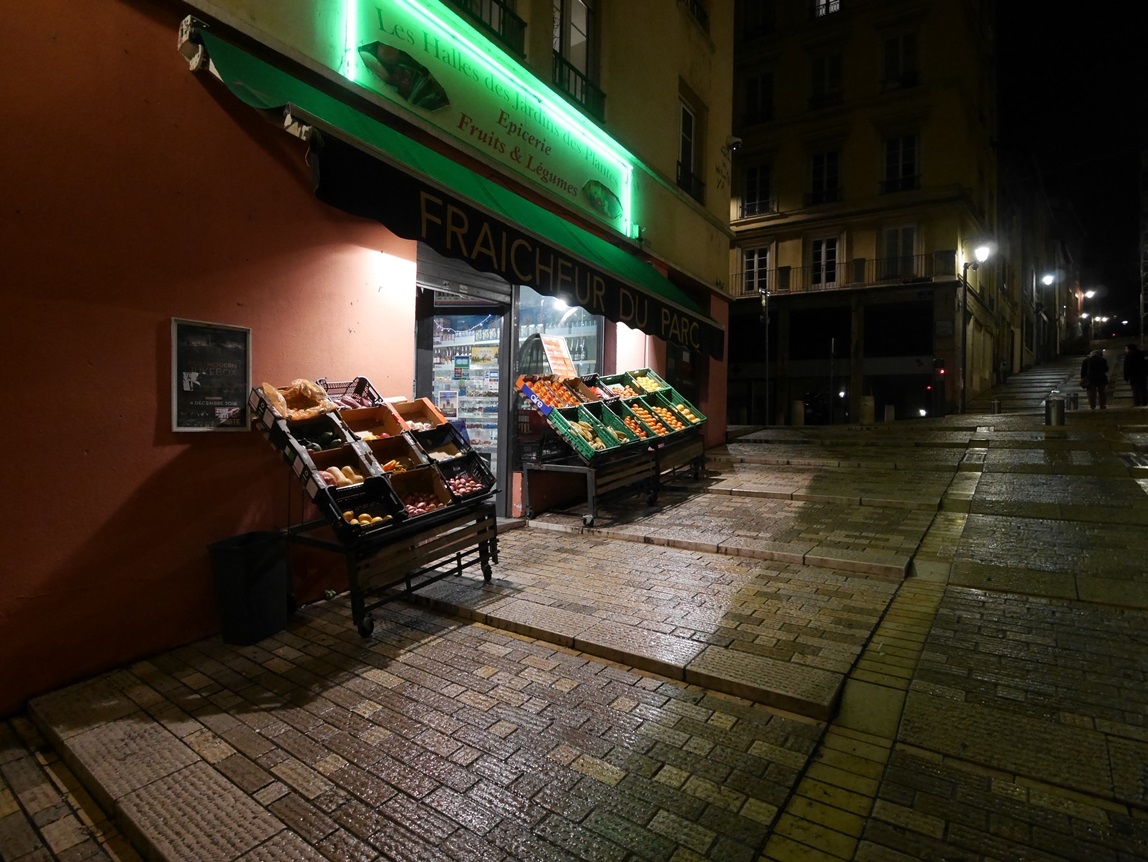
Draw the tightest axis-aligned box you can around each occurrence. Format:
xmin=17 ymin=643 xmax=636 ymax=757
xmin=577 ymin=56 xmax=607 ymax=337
xmin=959 ymin=243 xmax=993 ymax=414
xmin=760 ymin=286 xmax=770 ymax=424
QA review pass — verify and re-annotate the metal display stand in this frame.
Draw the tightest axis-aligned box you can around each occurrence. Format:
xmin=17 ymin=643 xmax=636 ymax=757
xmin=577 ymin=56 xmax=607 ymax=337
xmin=522 ymin=429 xmax=704 ymax=526
xmin=522 ymin=448 xmax=659 ymax=527
xmin=653 ymin=431 xmax=706 ymax=480
xmin=288 ymin=501 xmax=497 ymax=636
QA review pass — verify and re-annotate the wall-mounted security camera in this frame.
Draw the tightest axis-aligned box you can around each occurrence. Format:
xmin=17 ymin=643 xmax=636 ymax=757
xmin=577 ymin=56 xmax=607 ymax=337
xmin=725 ymin=135 xmax=743 ymax=152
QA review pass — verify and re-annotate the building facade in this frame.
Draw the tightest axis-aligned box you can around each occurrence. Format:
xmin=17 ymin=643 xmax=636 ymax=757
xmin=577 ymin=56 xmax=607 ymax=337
xmin=1 ymin=0 xmax=733 ymax=714
xmin=726 ymin=0 xmax=1001 ymax=422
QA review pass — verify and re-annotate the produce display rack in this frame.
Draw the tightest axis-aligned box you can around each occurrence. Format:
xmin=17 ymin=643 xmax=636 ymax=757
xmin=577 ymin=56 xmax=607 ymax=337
xmin=516 ymin=367 xmax=707 ymax=526
xmin=287 ymin=501 xmax=497 ymax=637
xmin=250 ymin=377 xmax=499 ymax=635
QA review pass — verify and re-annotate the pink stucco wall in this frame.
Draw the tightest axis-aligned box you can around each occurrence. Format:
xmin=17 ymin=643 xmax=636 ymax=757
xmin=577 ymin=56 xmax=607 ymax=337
xmin=0 ymin=0 xmax=417 ymax=714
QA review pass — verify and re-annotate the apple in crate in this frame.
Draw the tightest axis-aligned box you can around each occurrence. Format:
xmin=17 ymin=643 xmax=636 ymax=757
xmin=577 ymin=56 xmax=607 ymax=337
xmin=402 ymin=491 xmax=445 ymax=516
xmin=446 ymin=473 xmax=486 ymax=496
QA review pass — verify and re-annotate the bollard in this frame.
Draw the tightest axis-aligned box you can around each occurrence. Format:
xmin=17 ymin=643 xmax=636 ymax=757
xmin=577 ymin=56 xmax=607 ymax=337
xmin=884 ymin=404 xmax=896 ymax=422
xmin=1069 ymin=392 xmax=1079 ymax=410
xmin=791 ymin=400 xmax=805 ymax=426
xmin=860 ymin=396 xmax=875 ymax=425
xmin=990 ymin=398 xmax=1002 ymax=414
xmin=1044 ymin=396 xmax=1065 ymax=426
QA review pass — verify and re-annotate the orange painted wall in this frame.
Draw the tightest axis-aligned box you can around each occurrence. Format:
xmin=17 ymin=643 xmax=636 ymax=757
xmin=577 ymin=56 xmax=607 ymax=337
xmin=0 ymin=1 xmax=418 ymax=715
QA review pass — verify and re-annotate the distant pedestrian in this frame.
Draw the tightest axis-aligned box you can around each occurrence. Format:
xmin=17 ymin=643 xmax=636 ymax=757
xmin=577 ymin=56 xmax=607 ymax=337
xmin=1123 ymin=343 xmax=1148 ymax=406
xmin=1081 ymin=349 xmax=1109 ymax=409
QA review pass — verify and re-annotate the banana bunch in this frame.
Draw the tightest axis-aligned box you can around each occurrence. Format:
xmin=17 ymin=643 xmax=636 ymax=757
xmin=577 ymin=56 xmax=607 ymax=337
xmin=573 ymin=420 xmax=608 ymax=451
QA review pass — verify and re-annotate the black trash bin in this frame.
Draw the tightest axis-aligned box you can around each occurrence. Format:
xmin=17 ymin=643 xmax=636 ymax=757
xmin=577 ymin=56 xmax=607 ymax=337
xmin=208 ymin=531 xmax=290 ymax=645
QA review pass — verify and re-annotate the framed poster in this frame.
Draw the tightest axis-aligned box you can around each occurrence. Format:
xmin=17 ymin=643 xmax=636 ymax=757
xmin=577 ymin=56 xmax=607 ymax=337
xmin=171 ymin=318 xmax=251 ymax=431
xmin=437 ymin=390 xmax=458 ymax=418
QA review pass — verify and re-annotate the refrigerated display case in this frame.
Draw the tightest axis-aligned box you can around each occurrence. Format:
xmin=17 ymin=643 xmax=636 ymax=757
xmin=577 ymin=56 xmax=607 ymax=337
xmin=428 ymin=315 xmax=503 ymax=475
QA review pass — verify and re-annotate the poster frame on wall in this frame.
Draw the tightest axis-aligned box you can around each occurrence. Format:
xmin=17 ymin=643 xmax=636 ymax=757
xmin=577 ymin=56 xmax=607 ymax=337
xmin=171 ymin=317 xmax=252 ymax=432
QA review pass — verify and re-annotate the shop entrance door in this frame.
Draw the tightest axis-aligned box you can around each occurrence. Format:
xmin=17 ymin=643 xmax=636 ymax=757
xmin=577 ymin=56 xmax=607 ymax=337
xmin=415 ymin=245 xmax=516 ymax=516
xmin=414 ymin=292 xmax=514 ymax=517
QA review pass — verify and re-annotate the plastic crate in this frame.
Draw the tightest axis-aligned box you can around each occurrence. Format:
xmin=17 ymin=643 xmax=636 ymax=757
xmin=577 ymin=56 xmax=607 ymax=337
xmin=389 ymin=466 xmax=454 ymax=519
xmin=341 ymin=403 xmax=405 ymax=441
xmin=305 ymin=443 xmax=377 ymax=498
xmin=580 ymin=374 xmax=619 ymax=402
xmin=640 ymin=391 xmax=694 ymax=433
xmin=598 ymin=373 xmax=641 ymax=399
xmin=317 ymin=376 xmax=383 ymax=410
xmin=626 ymin=368 xmax=671 ymax=396
xmin=653 ymin=389 xmax=706 ymax=425
xmin=515 ymin=375 xmax=580 ymax=411
xmin=412 ymin=423 xmax=470 ymax=464
xmin=391 ymin=397 xmax=448 ymax=431
xmin=363 ymin=433 xmax=429 ymax=476
xmin=564 ymin=378 xmax=601 ymax=404
xmin=548 ymin=406 xmax=622 ymax=462
xmin=579 ymin=401 xmax=642 ymax=446
xmin=604 ymin=400 xmax=657 ymax=442
xmin=248 ymin=386 xmax=283 ymax=432
xmin=320 ymin=477 xmax=406 ymax=543
xmin=287 ymin=413 xmax=354 ymax=454
xmin=436 ymin=451 xmax=497 ymax=502
xmin=623 ymin=398 xmax=676 ymax=438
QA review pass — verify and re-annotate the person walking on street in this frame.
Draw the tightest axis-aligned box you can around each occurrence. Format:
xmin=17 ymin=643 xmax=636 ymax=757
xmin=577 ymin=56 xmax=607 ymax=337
xmin=1082 ymin=349 xmax=1109 ymax=409
xmin=1123 ymin=343 xmax=1148 ymax=406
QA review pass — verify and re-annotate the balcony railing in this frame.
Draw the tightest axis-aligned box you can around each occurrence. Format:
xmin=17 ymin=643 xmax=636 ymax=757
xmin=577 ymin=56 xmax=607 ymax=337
xmin=727 ymin=251 xmax=958 ymax=297
xmin=677 ymin=163 xmax=705 ymax=204
xmin=552 ymin=53 xmax=606 ymax=121
xmin=879 ymin=174 xmax=921 ymax=194
xmin=804 ymin=187 xmax=842 ymax=207
xmin=738 ymin=198 xmax=777 ymax=219
xmin=683 ymin=0 xmax=710 ymax=32
xmin=443 ymin=0 xmax=526 ymax=56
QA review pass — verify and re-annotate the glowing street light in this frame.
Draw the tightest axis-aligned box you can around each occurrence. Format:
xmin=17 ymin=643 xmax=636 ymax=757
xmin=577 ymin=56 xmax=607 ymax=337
xmin=959 ymin=243 xmax=995 ymax=414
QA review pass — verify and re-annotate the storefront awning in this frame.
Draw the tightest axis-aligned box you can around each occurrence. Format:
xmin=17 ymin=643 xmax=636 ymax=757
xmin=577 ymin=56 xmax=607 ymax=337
xmin=192 ymin=29 xmax=725 ymax=360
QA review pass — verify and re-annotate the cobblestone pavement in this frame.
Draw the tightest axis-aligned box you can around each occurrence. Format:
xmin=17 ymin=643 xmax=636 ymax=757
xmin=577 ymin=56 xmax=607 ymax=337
xmin=7 ymin=347 xmax=1148 ymax=861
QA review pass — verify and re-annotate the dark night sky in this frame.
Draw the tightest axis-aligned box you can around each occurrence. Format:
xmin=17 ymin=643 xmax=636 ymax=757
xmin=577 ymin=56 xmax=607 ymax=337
xmin=996 ymin=8 xmax=1145 ymax=318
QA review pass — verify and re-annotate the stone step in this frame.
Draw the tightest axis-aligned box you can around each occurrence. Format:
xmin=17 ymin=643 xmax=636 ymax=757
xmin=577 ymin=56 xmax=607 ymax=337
xmin=0 ymin=717 xmax=141 ymax=862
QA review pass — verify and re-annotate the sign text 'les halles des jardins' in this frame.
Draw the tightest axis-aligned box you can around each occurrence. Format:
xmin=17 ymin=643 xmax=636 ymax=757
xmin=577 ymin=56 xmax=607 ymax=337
xmin=358 ymin=3 xmax=629 ymax=232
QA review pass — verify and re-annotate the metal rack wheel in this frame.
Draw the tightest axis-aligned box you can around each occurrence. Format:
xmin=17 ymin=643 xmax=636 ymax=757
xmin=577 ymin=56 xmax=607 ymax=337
xmin=357 ymin=616 xmax=375 ymax=637
xmin=646 ymin=491 xmax=658 ymax=506
xmin=582 ymin=514 xmax=595 ymax=528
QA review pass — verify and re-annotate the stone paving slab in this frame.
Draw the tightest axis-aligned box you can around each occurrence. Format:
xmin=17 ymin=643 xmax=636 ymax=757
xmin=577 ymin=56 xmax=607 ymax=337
xmin=531 ymin=487 xmax=928 ymax=577
xmin=899 ymin=586 xmax=1148 ymax=805
xmin=117 ymin=762 xmax=282 ymax=862
xmin=704 ymin=461 xmax=949 ymax=511
xmin=2 ymin=719 xmax=140 ymax=862
xmin=414 ymin=529 xmax=898 ymax=719
xmin=969 ymin=472 xmax=1148 ymax=523
xmin=950 ymin=513 xmax=1148 ymax=606
xmin=29 ymin=601 xmax=826 ymax=862
xmin=859 ymin=746 xmax=1148 ymax=861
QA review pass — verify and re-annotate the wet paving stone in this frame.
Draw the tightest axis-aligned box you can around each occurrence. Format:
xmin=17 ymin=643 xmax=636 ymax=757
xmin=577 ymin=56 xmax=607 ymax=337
xmin=861 ymin=746 xmax=1148 ymax=861
xmin=24 ymin=357 xmax=1148 ymax=862
xmin=30 ymin=601 xmax=825 ymax=862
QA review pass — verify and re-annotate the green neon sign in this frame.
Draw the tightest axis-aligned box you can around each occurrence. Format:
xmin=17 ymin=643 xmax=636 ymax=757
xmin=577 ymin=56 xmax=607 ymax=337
xmin=338 ymin=0 xmax=634 ymax=236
